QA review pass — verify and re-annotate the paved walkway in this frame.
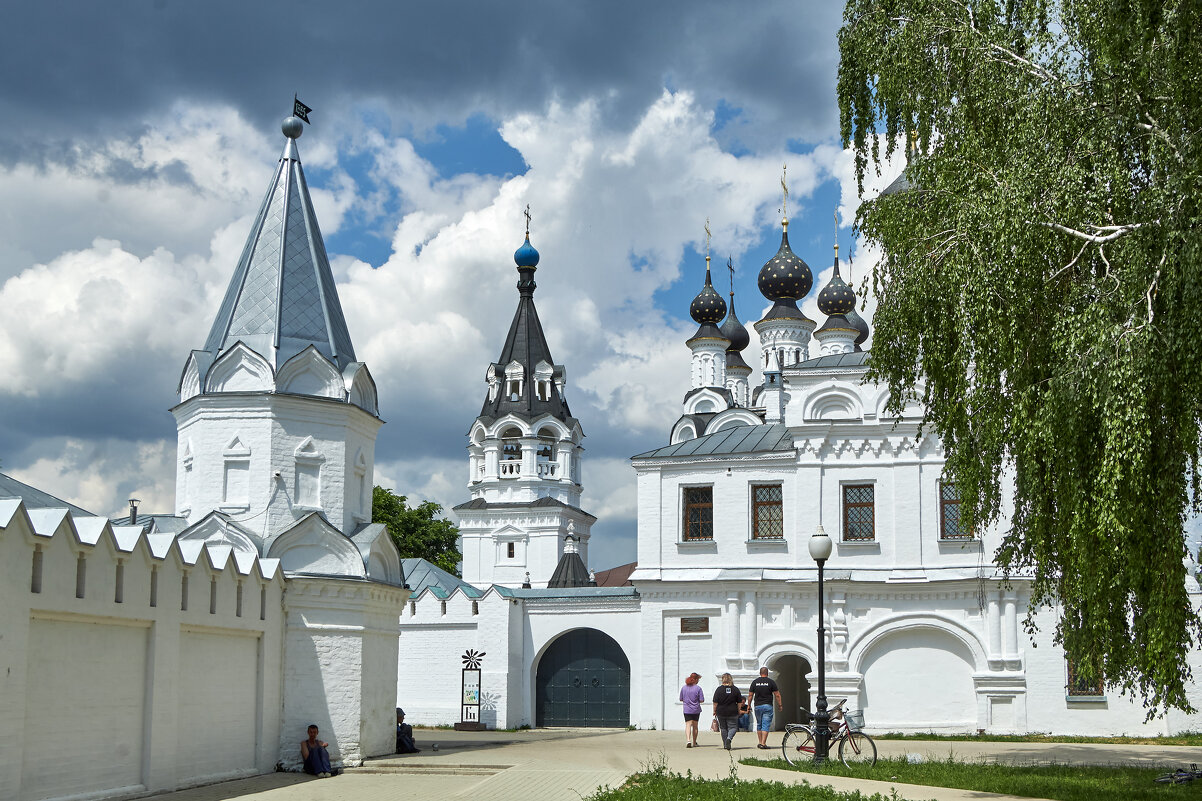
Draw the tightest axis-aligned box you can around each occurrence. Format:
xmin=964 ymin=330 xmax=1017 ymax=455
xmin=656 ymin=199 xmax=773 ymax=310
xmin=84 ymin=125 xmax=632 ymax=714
xmin=137 ymin=729 xmax=1202 ymax=801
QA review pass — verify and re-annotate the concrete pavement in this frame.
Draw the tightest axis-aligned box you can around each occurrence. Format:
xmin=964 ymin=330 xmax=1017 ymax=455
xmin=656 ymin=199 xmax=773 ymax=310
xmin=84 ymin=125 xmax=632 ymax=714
xmin=134 ymin=728 xmax=1202 ymax=801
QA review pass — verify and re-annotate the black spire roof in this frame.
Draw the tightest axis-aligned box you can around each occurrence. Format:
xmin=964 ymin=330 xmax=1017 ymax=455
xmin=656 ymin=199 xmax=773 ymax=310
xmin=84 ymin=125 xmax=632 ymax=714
xmin=478 ymin=234 xmax=573 ymax=424
xmin=547 ymin=529 xmax=591 ymax=588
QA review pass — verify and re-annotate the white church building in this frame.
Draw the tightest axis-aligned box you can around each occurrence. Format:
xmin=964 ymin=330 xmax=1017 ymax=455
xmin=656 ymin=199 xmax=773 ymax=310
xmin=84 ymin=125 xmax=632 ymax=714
xmin=397 ymin=199 xmax=1202 ymax=737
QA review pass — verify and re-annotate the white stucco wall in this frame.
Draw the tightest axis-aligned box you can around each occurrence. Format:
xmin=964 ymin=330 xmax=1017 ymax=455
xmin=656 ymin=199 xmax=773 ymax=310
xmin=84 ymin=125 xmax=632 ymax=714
xmin=0 ymin=501 xmax=285 ymax=801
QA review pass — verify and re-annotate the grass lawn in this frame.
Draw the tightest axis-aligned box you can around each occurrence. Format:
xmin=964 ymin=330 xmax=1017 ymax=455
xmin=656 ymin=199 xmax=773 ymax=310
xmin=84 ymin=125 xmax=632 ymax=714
xmin=589 ymin=763 xmax=913 ymax=801
xmin=872 ymin=731 xmax=1202 ymax=747
xmin=741 ymin=755 xmax=1192 ymax=801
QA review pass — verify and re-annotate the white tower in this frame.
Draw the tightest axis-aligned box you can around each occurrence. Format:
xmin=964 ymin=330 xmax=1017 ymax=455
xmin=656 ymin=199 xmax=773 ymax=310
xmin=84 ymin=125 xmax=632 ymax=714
xmin=173 ymin=116 xmax=383 ymax=549
xmin=457 ymin=224 xmax=594 ymax=588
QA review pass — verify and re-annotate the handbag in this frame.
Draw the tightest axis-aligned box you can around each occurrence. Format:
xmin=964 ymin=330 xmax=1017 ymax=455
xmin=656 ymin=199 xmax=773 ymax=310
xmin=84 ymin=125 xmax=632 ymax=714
xmin=710 ymin=718 xmax=720 ymax=732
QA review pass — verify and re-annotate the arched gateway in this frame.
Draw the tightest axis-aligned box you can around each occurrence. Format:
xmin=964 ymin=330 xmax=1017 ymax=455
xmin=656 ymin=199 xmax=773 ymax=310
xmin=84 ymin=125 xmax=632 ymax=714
xmin=535 ymin=629 xmax=630 ymax=727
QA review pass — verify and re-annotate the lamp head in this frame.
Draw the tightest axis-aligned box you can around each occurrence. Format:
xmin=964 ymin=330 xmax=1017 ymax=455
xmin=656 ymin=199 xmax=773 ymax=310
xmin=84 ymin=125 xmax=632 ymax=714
xmin=809 ymin=524 xmax=833 ymax=562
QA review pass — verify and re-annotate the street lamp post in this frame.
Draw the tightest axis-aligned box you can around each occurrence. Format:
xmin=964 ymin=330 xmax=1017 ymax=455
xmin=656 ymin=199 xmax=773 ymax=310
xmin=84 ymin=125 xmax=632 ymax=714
xmin=808 ymin=525 xmax=833 ymax=764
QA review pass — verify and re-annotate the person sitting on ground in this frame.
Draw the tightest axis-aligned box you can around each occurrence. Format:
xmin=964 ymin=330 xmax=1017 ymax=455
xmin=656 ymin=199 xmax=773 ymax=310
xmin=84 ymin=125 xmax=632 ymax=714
xmin=396 ymin=708 xmax=420 ymax=753
xmin=301 ymin=724 xmax=333 ymax=777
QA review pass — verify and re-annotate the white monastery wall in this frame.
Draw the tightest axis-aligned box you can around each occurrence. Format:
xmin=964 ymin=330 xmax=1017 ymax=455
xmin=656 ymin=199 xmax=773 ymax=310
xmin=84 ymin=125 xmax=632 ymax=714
xmin=0 ymin=500 xmax=285 ymax=801
xmin=279 ymin=576 xmax=407 ymax=769
xmin=398 ymin=588 xmax=639 ymax=728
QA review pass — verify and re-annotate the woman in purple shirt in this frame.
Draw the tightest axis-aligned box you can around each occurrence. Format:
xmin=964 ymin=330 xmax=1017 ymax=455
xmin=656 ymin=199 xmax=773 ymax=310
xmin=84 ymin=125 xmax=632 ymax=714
xmin=679 ymin=672 xmax=704 ymax=747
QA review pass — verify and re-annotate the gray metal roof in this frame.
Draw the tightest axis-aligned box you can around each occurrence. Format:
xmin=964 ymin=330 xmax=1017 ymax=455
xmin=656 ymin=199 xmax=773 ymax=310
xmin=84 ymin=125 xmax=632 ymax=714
xmin=453 ymin=496 xmax=597 ymax=521
xmin=632 ymin=423 xmax=794 ymax=460
xmin=202 ymin=133 xmax=356 ymax=371
xmin=0 ymin=472 xmax=95 ymax=516
xmin=792 ymin=350 xmax=870 ymax=370
xmin=492 ymin=586 xmax=638 ymax=600
xmin=401 ymin=558 xmax=482 ymax=598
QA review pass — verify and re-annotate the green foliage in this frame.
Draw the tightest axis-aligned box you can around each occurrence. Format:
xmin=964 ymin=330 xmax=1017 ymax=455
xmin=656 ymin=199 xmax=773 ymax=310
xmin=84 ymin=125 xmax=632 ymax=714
xmin=745 ymin=755 xmax=1182 ymax=801
xmin=837 ymin=0 xmax=1202 ymax=712
xmin=372 ymin=486 xmax=461 ymax=576
xmin=872 ymin=730 xmax=1202 ymax=746
xmin=590 ymin=761 xmax=901 ymax=801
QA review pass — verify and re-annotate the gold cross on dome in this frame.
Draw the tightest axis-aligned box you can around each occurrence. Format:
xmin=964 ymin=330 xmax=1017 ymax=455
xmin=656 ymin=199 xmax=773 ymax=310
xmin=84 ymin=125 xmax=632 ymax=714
xmin=524 ymin=204 xmax=532 ymax=236
xmin=704 ymin=218 xmax=711 ymax=260
xmin=781 ymin=164 xmax=789 ymax=218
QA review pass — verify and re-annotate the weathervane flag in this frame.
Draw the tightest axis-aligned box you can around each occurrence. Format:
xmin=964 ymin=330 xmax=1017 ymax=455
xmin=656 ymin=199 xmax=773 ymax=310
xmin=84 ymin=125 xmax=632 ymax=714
xmin=293 ymin=95 xmax=312 ymax=124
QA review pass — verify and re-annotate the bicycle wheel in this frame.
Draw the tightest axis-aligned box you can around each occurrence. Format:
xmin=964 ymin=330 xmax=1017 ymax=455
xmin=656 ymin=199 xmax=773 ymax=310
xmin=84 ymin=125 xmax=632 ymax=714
xmin=839 ymin=731 xmax=877 ymax=767
xmin=1154 ymin=771 xmax=1191 ymax=784
xmin=781 ymin=727 xmax=815 ymax=766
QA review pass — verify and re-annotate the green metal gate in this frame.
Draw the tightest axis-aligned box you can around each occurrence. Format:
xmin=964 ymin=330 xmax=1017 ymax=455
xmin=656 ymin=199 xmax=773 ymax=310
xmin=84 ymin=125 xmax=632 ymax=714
xmin=535 ymin=628 xmax=630 ymax=727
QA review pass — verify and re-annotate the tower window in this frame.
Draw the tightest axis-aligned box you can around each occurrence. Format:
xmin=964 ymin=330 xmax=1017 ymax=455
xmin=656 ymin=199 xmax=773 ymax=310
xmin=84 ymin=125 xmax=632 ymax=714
xmin=223 ymin=460 xmax=250 ymax=505
xmin=842 ymin=484 xmax=875 ymax=541
xmin=682 ymin=487 xmax=714 ymax=541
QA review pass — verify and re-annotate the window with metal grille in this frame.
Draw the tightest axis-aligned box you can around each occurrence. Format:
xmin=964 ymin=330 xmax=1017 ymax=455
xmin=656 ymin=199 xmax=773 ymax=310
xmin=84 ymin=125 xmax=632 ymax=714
xmin=682 ymin=487 xmax=714 ymax=541
xmin=940 ymin=482 xmax=972 ymax=540
xmin=842 ymin=484 xmax=875 ymax=541
xmin=1066 ymin=658 xmax=1104 ymax=698
xmin=751 ymin=484 xmax=784 ymax=539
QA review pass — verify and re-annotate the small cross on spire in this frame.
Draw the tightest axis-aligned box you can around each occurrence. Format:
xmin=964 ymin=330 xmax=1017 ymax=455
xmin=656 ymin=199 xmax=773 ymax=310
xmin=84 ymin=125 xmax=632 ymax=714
xmin=524 ymin=204 xmax=532 ymax=237
xmin=727 ymin=256 xmax=735 ymax=296
xmin=781 ymin=164 xmax=789 ymax=220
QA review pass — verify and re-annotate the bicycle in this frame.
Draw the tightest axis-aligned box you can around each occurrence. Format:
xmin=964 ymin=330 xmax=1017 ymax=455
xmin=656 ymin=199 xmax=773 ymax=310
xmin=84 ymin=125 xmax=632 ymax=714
xmin=781 ymin=699 xmax=877 ymax=767
xmin=1154 ymin=763 xmax=1202 ymax=784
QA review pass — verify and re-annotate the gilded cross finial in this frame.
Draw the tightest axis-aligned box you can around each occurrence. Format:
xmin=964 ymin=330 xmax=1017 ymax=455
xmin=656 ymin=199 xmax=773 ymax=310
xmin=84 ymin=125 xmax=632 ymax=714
xmin=727 ymin=256 xmax=735 ymax=296
xmin=704 ymin=218 xmax=711 ymax=259
xmin=781 ymin=164 xmax=789 ymax=221
xmin=524 ymin=204 xmax=532 ymax=237
xmin=834 ymin=209 xmax=839 ymax=257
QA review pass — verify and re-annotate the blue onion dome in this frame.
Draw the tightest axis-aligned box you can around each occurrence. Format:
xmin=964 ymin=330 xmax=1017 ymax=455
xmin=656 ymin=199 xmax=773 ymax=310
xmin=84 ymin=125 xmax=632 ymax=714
xmin=690 ymin=257 xmax=727 ymax=324
xmin=817 ymin=258 xmax=857 ymax=316
xmin=514 ymin=234 xmax=540 ymax=269
xmin=757 ymin=221 xmax=813 ymax=302
xmin=720 ymin=294 xmax=750 ymax=352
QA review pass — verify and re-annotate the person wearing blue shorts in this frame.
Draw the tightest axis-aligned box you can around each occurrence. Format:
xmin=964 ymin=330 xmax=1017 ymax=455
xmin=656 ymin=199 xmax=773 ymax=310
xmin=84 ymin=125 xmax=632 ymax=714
xmin=747 ymin=667 xmax=782 ymax=749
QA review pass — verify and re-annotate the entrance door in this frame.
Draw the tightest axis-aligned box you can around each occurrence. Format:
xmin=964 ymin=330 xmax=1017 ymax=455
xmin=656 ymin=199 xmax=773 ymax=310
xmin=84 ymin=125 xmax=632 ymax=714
xmin=768 ymin=654 xmax=812 ymax=730
xmin=536 ymin=628 xmax=630 ymax=727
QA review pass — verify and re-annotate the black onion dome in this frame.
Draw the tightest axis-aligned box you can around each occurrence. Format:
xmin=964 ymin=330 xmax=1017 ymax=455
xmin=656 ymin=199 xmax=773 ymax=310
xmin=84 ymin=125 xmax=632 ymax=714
xmin=720 ymin=295 xmax=750 ymax=352
xmin=690 ymin=260 xmax=727 ymax=325
xmin=845 ymin=307 xmax=870 ymax=348
xmin=757 ymin=225 xmax=813 ymax=302
xmin=817 ymin=260 xmax=857 ymax=316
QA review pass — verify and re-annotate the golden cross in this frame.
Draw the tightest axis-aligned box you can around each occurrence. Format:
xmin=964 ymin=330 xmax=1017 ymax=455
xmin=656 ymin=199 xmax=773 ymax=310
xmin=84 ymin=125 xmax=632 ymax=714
xmin=524 ymin=204 xmax=532 ymax=236
xmin=704 ymin=218 xmax=711 ymax=260
xmin=834 ymin=209 xmax=839 ymax=255
xmin=781 ymin=164 xmax=789 ymax=219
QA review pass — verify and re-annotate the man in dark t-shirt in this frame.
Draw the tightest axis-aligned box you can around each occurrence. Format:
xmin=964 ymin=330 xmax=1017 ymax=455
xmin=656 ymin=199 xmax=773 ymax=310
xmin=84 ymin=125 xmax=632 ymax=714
xmin=747 ymin=667 xmax=782 ymax=749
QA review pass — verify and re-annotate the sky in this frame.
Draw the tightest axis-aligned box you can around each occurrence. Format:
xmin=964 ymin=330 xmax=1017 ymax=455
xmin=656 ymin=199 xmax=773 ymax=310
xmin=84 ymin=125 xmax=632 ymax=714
xmin=0 ymin=1 xmax=911 ymax=571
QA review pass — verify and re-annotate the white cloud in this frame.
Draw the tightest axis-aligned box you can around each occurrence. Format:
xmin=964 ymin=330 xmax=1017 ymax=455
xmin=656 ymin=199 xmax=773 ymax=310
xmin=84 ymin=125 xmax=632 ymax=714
xmin=10 ymin=438 xmax=175 ymax=518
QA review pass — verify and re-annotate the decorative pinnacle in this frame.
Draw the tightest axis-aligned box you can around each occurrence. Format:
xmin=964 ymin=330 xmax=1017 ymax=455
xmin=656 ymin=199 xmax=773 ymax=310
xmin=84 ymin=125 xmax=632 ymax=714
xmin=834 ymin=209 xmax=839 ymax=257
xmin=524 ymin=203 xmax=532 ymax=237
xmin=727 ymin=256 xmax=735 ymax=298
xmin=704 ymin=218 xmax=712 ymax=280
xmin=781 ymin=164 xmax=789 ymax=225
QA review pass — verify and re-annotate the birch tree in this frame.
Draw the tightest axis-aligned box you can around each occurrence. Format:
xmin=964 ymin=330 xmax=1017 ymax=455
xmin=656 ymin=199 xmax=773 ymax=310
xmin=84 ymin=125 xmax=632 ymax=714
xmin=838 ymin=0 xmax=1202 ymax=711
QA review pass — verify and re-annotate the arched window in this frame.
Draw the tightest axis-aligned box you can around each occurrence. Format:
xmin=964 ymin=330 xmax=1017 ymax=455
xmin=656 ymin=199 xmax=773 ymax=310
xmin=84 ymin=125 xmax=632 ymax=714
xmin=500 ymin=427 xmax=522 ymax=477
xmin=537 ymin=427 xmax=558 ymax=478
xmin=505 ymin=361 xmax=524 ymax=401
